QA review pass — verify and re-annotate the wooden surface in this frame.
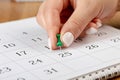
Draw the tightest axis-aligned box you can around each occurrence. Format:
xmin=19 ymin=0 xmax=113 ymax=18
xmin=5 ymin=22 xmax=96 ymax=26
xmin=0 ymin=0 xmax=41 ymax=22
xmin=0 ymin=0 xmax=120 ymax=80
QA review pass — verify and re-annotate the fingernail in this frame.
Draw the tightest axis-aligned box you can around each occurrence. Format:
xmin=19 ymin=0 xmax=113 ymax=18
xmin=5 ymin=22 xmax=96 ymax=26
xmin=96 ymin=22 xmax=102 ymax=28
xmin=86 ymin=27 xmax=98 ymax=35
xmin=48 ymin=38 xmax=52 ymax=50
xmin=62 ymin=32 xmax=74 ymax=47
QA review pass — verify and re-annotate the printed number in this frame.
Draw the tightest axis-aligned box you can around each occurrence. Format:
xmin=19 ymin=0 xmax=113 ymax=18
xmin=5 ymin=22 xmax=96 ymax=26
xmin=16 ymin=51 xmax=27 ymax=56
xmin=110 ymin=37 xmax=120 ymax=43
xmin=0 ymin=67 xmax=11 ymax=74
xmin=17 ymin=78 xmax=26 ymax=80
xmin=86 ymin=44 xmax=99 ymax=50
xmin=28 ymin=59 xmax=43 ymax=65
xmin=0 ymin=39 xmax=1 ymax=43
xmin=44 ymin=68 xmax=58 ymax=75
xmin=3 ymin=43 xmax=16 ymax=48
xmin=22 ymin=32 xmax=28 ymax=35
xmin=95 ymin=32 xmax=107 ymax=37
xmin=58 ymin=52 xmax=72 ymax=58
xmin=31 ymin=37 xmax=42 ymax=42
xmin=45 ymin=46 xmax=50 ymax=50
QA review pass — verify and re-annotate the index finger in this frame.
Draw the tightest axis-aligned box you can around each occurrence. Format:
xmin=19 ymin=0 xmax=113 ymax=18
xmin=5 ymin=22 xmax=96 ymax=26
xmin=37 ymin=0 xmax=67 ymax=50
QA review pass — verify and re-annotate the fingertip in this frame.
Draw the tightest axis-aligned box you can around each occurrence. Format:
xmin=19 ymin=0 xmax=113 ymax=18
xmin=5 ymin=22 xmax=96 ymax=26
xmin=47 ymin=27 xmax=60 ymax=50
xmin=86 ymin=27 xmax=98 ymax=35
xmin=86 ymin=22 xmax=98 ymax=35
xmin=47 ymin=37 xmax=57 ymax=50
xmin=93 ymin=18 xmax=102 ymax=28
xmin=48 ymin=38 xmax=52 ymax=51
xmin=48 ymin=36 xmax=57 ymax=50
xmin=61 ymin=32 xmax=74 ymax=47
xmin=96 ymin=22 xmax=102 ymax=28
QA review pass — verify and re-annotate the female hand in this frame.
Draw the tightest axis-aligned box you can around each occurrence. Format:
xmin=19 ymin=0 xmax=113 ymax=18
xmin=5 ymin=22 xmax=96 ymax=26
xmin=37 ymin=0 xmax=118 ymax=50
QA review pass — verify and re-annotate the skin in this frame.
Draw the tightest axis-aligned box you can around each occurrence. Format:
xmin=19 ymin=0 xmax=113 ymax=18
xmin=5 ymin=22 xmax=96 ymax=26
xmin=37 ymin=0 xmax=118 ymax=50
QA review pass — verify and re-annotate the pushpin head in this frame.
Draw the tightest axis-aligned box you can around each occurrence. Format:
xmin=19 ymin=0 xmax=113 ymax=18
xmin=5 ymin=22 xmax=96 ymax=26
xmin=56 ymin=34 xmax=63 ymax=47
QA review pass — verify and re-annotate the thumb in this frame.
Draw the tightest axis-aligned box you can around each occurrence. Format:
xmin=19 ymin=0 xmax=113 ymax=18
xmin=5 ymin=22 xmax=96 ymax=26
xmin=61 ymin=6 xmax=98 ymax=47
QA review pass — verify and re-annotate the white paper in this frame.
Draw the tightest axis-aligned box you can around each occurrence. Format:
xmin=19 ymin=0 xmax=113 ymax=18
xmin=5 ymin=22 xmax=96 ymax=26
xmin=0 ymin=17 xmax=120 ymax=80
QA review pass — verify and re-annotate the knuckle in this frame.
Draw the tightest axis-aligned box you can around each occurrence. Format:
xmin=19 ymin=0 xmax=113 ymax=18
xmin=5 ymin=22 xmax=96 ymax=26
xmin=69 ymin=16 xmax=88 ymax=38
xmin=70 ymin=17 xmax=84 ymax=32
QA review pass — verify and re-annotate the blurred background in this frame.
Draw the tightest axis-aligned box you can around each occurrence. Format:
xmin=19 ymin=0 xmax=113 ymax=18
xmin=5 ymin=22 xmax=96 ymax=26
xmin=0 ymin=0 xmax=120 ymax=29
xmin=0 ymin=0 xmax=41 ymax=22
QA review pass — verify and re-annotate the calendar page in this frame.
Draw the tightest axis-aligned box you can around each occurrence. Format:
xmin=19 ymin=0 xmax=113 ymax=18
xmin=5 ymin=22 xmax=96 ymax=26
xmin=0 ymin=17 xmax=120 ymax=80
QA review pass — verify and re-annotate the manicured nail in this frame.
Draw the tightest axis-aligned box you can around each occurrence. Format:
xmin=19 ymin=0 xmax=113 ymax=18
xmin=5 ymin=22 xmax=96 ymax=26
xmin=86 ymin=27 xmax=98 ymax=35
xmin=48 ymin=38 xmax=52 ymax=50
xmin=62 ymin=32 xmax=74 ymax=47
xmin=96 ymin=22 xmax=102 ymax=28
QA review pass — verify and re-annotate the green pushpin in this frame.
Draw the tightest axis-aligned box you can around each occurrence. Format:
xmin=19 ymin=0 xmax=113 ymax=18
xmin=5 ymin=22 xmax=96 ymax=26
xmin=56 ymin=34 xmax=63 ymax=47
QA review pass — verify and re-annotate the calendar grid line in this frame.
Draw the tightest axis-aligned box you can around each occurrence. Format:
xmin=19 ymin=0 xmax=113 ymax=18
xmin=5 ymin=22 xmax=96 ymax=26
xmin=0 ymin=49 xmax=43 ymax=80
xmin=1 ymin=30 xmax=119 ymax=79
xmin=2 ymin=31 xmax=86 ymax=74
xmin=0 ymin=33 xmax=75 ymax=79
xmin=0 ymin=18 xmax=120 ymax=80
